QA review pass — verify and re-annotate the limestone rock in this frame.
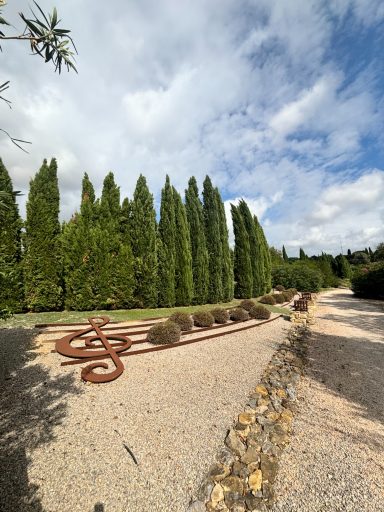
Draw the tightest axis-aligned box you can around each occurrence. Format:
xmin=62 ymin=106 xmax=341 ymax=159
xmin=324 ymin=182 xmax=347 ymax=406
xmin=211 ymin=483 xmax=224 ymax=506
xmin=255 ymin=384 xmax=269 ymax=396
xmin=238 ymin=412 xmax=255 ymax=425
xmin=241 ymin=446 xmax=260 ymax=465
xmin=209 ymin=463 xmax=231 ymax=482
xmin=248 ymin=469 xmax=263 ymax=492
xmin=225 ymin=430 xmax=246 ymax=457
xmin=187 ymin=500 xmax=206 ymax=512
xmin=220 ymin=476 xmax=244 ymax=495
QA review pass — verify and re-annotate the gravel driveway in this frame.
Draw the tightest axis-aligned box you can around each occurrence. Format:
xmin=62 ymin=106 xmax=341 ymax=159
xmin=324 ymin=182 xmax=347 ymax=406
xmin=272 ymin=289 xmax=384 ymax=512
xmin=0 ymin=316 xmax=286 ymax=512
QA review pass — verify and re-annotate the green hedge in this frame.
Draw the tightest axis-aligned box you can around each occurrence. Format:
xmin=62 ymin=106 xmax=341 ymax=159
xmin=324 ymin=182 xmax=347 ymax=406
xmin=272 ymin=262 xmax=323 ymax=292
xmin=351 ymin=263 xmax=384 ymax=299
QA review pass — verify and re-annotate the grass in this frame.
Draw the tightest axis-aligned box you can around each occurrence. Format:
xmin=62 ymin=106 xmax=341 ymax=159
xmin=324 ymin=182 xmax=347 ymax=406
xmin=1 ymin=298 xmax=291 ymax=329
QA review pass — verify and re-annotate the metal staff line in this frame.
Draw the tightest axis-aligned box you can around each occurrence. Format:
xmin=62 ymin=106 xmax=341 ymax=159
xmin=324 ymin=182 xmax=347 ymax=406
xmin=60 ymin=315 xmax=282 ymax=367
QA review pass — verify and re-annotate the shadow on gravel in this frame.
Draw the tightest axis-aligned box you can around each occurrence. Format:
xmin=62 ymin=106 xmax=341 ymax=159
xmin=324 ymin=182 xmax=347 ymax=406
xmin=0 ymin=328 xmax=81 ymax=512
xmin=320 ymin=292 xmax=384 ymax=314
xmin=320 ymin=311 xmax=384 ymax=337
xmin=308 ymin=330 xmax=384 ymax=429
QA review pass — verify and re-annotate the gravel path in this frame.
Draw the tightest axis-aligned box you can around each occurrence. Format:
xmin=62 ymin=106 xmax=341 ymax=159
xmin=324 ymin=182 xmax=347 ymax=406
xmin=272 ymin=289 xmax=384 ymax=512
xmin=0 ymin=316 xmax=286 ymax=512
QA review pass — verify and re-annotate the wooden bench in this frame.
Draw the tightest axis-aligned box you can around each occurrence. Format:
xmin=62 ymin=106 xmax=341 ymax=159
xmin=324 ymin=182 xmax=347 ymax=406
xmin=293 ymin=299 xmax=308 ymax=312
xmin=301 ymin=292 xmax=312 ymax=300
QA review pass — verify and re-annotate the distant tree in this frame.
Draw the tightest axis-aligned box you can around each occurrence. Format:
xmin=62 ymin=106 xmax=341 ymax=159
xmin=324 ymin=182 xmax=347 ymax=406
xmin=368 ymin=247 xmax=374 ymax=259
xmin=203 ymin=176 xmax=222 ymax=303
xmin=299 ymin=248 xmax=307 ymax=260
xmin=373 ymin=243 xmax=384 ymax=262
xmin=282 ymin=245 xmax=289 ymax=262
xmin=270 ymin=247 xmax=284 ymax=266
xmin=129 ymin=175 xmax=158 ymax=307
xmin=157 ymin=176 xmax=176 ymax=307
xmin=334 ymin=254 xmax=351 ymax=279
xmin=173 ymin=187 xmax=193 ymax=306
xmin=231 ymin=204 xmax=252 ymax=298
xmin=0 ymin=2 xmax=77 ymax=149
xmin=185 ymin=177 xmax=209 ymax=304
xmin=216 ymin=188 xmax=234 ymax=301
xmin=0 ymin=158 xmax=23 ymax=312
xmin=350 ymin=251 xmax=370 ymax=265
xmin=24 ymin=158 xmax=63 ymax=311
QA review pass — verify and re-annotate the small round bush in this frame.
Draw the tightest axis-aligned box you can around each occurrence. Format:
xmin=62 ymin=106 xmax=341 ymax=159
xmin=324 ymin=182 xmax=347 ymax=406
xmin=169 ymin=311 xmax=193 ymax=331
xmin=147 ymin=320 xmax=181 ymax=345
xmin=259 ymin=294 xmax=276 ymax=305
xmin=249 ymin=305 xmax=271 ymax=320
xmin=210 ymin=307 xmax=230 ymax=324
xmin=274 ymin=293 xmax=285 ymax=304
xmin=282 ymin=291 xmax=294 ymax=302
xmin=287 ymin=288 xmax=298 ymax=296
xmin=240 ymin=299 xmax=256 ymax=311
xmin=230 ymin=307 xmax=249 ymax=321
xmin=193 ymin=310 xmax=215 ymax=327
xmin=275 ymin=284 xmax=285 ymax=291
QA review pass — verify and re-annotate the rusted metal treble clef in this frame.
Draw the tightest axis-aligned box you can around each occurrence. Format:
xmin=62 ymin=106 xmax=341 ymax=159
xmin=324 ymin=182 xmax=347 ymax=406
xmin=55 ymin=316 xmax=132 ymax=383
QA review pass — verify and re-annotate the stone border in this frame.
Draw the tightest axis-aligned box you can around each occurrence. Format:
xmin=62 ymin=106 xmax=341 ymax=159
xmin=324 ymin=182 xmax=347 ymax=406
xmin=188 ymin=323 xmax=311 ymax=512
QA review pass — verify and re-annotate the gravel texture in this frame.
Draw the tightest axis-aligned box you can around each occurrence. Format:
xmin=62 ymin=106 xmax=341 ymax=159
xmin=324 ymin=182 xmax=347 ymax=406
xmin=272 ymin=289 xmax=384 ymax=512
xmin=0 ymin=316 xmax=286 ymax=512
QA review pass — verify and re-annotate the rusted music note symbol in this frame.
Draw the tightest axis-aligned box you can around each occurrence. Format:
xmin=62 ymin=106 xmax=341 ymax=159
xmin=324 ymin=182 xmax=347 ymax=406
xmin=55 ymin=316 xmax=132 ymax=383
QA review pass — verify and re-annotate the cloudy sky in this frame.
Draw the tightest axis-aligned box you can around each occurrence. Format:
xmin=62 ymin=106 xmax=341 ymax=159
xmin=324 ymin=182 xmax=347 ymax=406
xmin=1 ymin=0 xmax=384 ymax=255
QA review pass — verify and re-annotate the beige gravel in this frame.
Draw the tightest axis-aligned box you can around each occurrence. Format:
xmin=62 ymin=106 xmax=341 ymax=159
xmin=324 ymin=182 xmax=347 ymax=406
xmin=0 ymin=315 xmax=286 ymax=512
xmin=272 ymin=289 xmax=384 ymax=512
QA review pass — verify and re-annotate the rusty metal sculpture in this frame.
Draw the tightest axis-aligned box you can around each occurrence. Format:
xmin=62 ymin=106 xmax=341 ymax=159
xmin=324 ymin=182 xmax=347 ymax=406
xmin=55 ymin=316 xmax=132 ymax=383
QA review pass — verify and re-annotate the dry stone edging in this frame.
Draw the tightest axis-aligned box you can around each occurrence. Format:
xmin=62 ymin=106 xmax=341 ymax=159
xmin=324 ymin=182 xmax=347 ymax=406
xmin=188 ymin=321 xmax=312 ymax=512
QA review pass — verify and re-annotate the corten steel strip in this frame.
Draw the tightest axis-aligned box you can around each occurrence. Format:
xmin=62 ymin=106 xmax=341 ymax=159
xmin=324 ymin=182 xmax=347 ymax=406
xmin=55 ymin=316 xmax=133 ymax=383
xmin=60 ymin=315 xmax=282 ymax=367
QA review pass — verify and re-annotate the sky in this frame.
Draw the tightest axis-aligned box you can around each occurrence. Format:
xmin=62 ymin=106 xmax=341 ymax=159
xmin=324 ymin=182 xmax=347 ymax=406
xmin=1 ymin=0 xmax=384 ymax=256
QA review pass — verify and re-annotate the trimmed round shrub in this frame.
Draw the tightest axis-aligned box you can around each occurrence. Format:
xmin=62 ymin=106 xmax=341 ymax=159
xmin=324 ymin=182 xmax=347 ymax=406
xmin=230 ymin=307 xmax=249 ymax=321
xmin=210 ymin=307 xmax=230 ymax=324
xmin=240 ymin=299 xmax=256 ymax=311
xmin=169 ymin=312 xmax=193 ymax=331
xmin=275 ymin=284 xmax=285 ymax=291
xmin=193 ymin=310 xmax=215 ymax=327
xmin=249 ymin=305 xmax=271 ymax=320
xmin=259 ymin=294 xmax=276 ymax=305
xmin=274 ymin=293 xmax=285 ymax=304
xmin=282 ymin=291 xmax=294 ymax=302
xmin=287 ymin=288 xmax=297 ymax=296
xmin=147 ymin=320 xmax=181 ymax=345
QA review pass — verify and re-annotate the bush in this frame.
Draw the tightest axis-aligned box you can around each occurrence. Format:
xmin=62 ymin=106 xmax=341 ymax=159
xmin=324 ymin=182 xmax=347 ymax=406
xmin=282 ymin=291 xmax=294 ymax=302
xmin=274 ymin=293 xmax=285 ymax=304
xmin=351 ymin=263 xmax=384 ymax=299
xmin=259 ymin=294 xmax=276 ymax=305
xmin=169 ymin=312 xmax=193 ymax=331
xmin=272 ymin=262 xmax=322 ymax=292
xmin=240 ymin=299 xmax=256 ymax=311
xmin=230 ymin=307 xmax=249 ymax=321
xmin=287 ymin=288 xmax=297 ymax=296
xmin=147 ymin=320 xmax=181 ymax=345
xmin=275 ymin=284 xmax=285 ymax=291
xmin=193 ymin=310 xmax=215 ymax=327
xmin=210 ymin=307 xmax=230 ymax=324
xmin=249 ymin=305 xmax=271 ymax=320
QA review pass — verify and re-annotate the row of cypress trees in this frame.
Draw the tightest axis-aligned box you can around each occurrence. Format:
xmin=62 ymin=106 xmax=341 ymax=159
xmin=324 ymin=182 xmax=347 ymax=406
xmin=0 ymin=157 xmax=271 ymax=312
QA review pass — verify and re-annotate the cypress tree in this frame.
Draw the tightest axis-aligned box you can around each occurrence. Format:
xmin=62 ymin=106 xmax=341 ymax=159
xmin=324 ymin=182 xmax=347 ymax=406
xmin=216 ymin=188 xmax=234 ymax=302
xmin=0 ymin=158 xmax=23 ymax=312
xmin=130 ymin=175 xmax=157 ymax=307
xmin=282 ymin=245 xmax=289 ymax=262
xmin=254 ymin=216 xmax=271 ymax=293
xmin=173 ymin=187 xmax=193 ymax=306
xmin=299 ymin=248 xmax=307 ymax=260
xmin=185 ymin=177 xmax=209 ymax=304
xmin=157 ymin=176 xmax=176 ymax=307
xmin=238 ymin=199 xmax=264 ymax=297
xmin=231 ymin=204 xmax=252 ymax=298
xmin=62 ymin=173 xmax=97 ymax=310
xmin=24 ymin=158 xmax=63 ymax=311
xmin=203 ymin=176 xmax=222 ymax=303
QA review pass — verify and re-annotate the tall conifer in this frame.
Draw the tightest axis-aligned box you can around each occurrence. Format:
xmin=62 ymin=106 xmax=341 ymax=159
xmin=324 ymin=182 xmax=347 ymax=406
xmin=203 ymin=176 xmax=222 ymax=303
xmin=157 ymin=176 xmax=176 ymax=307
xmin=0 ymin=158 xmax=23 ymax=312
xmin=24 ymin=158 xmax=63 ymax=311
xmin=254 ymin=216 xmax=271 ymax=293
xmin=282 ymin=245 xmax=288 ymax=262
xmin=130 ymin=175 xmax=157 ymax=307
xmin=185 ymin=177 xmax=209 ymax=304
xmin=173 ymin=187 xmax=193 ymax=306
xmin=238 ymin=199 xmax=264 ymax=297
xmin=216 ymin=188 xmax=234 ymax=301
xmin=231 ymin=204 xmax=252 ymax=298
